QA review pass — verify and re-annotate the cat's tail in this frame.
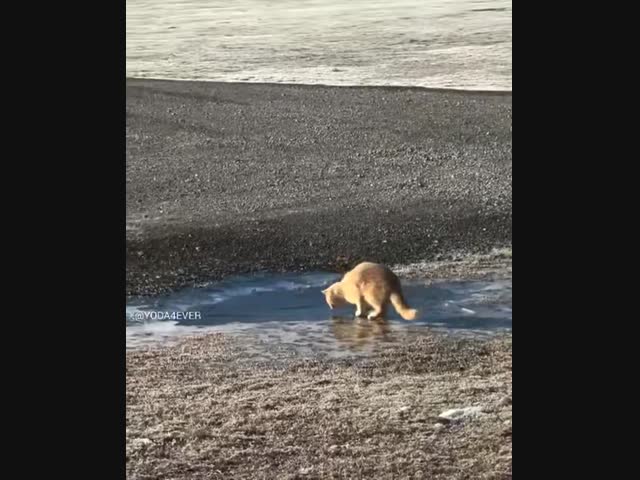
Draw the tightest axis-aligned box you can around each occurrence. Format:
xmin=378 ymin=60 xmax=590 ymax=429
xmin=390 ymin=290 xmax=417 ymax=320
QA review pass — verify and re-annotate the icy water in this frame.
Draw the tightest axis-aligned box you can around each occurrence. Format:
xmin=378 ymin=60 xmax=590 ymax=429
xmin=126 ymin=272 xmax=512 ymax=354
xmin=126 ymin=0 xmax=512 ymax=90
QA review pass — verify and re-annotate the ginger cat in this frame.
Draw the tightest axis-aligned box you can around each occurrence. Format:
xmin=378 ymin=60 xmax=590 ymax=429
xmin=322 ymin=262 xmax=417 ymax=320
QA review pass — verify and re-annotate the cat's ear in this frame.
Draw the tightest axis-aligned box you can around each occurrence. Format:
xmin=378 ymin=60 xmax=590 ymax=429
xmin=321 ymin=289 xmax=327 ymax=294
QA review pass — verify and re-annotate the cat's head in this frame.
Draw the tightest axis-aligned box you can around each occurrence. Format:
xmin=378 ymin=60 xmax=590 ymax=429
xmin=321 ymin=282 xmax=346 ymax=310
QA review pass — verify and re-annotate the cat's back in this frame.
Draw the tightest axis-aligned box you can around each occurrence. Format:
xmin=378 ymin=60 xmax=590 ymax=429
xmin=344 ymin=262 xmax=397 ymax=286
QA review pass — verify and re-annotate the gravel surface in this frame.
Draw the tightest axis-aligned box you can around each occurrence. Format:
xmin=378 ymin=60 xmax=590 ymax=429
xmin=126 ymin=79 xmax=513 ymax=479
xmin=127 ymin=333 xmax=512 ymax=479
xmin=126 ymin=79 xmax=511 ymax=298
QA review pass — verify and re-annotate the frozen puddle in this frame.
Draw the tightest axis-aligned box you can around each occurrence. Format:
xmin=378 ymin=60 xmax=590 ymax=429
xmin=126 ymin=272 xmax=511 ymax=353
